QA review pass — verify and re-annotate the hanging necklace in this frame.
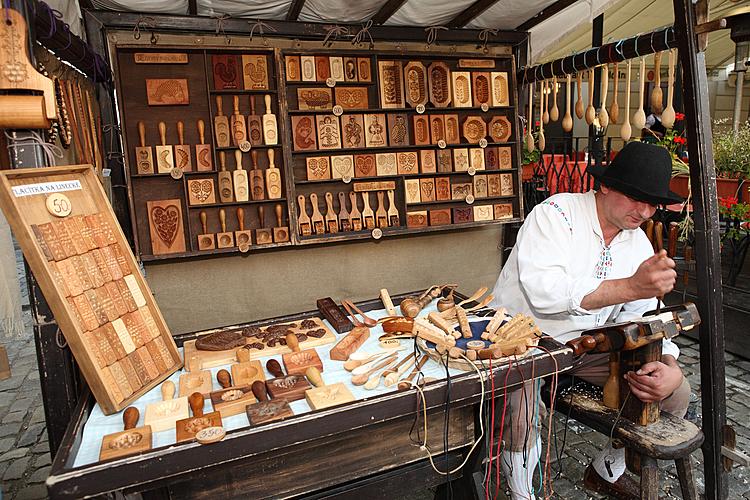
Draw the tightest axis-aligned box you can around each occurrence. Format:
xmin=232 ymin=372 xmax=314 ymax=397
xmin=55 ymin=77 xmax=72 ymax=149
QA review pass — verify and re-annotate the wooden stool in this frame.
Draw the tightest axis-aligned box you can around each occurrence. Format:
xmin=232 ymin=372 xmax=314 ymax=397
xmin=556 ymin=385 xmax=703 ymax=500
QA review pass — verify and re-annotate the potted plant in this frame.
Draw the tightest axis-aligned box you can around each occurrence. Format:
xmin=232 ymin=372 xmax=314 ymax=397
xmin=521 ymin=132 xmax=541 ymax=181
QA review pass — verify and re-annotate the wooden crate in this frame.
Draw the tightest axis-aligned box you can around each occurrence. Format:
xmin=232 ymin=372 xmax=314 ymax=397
xmin=0 ymin=165 xmax=182 ymax=414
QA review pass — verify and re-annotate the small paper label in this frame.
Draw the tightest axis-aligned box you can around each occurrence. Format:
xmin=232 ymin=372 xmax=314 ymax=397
xmin=416 ymin=104 xmax=426 ymax=114
xmin=239 ymin=141 xmax=252 ymax=152
xmin=326 ymin=78 xmax=336 ymax=88
xmin=481 ymin=103 xmax=489 ymax=113
xmin=437 ymin=140 xmax=447 ymax=149
xmin=332 ymin=105 xmax=344 ymax=116
xmin=479 ymin=138 xmax=488 ymax=148
xmin=13 ymin=180 xmax=82 ymax=197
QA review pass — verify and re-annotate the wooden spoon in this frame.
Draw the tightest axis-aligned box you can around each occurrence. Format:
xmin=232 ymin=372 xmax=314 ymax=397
xmin=351 ymin=351 xmax=395 ymax=375
xmin=397 ymin=355 xmax=429 ymax=391
xmin=562 ymin=74 xmax=573 ymax=132
xmin=365 ymin=355 xmax=409 ymax=390
xmin=661 ymin=49 xmax=676 ymax=128
xmin=351 ymin=353 xmax=398 ymax=385
xmin=585 ymin=68 xmax=595 ymax=125
xmin=598 ymin=65 xmax=609 ymax=128
xmin=345 ymin=350 xmax=395 ymax=371
xmin=575 ymin=72 xmax=584 ymax=119
xmin=632 ymin=58 xmax=647 ymax=131
xmin=341 ymin=299 xmax=377 ymax=327
xmin=525 ymin=84 xmax=535 ymax=152
xmin=457 ymin=286 xmax=488 ymax=308
xmin=384 ymin=354 xmax=417 ymax=387
xmin=549 ymin=76 xmax=559 ymax=122
xmin=620 ymin=59 xmax=633 ymax=142
xmin=650 ymin=51 xmax=663 ymax=113
xmin=538 ymin=82 xmax=546 ymax=151
xmin=609 ymin=62 xmax=620 ymax=124
xmin=542 ymin=80 xmax=549 ymax=124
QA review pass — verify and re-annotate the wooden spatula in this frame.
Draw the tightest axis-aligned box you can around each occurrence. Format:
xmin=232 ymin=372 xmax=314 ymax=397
xmin=297 ymin=195 xmax=312 ymax=236
xmin=250 ymin=149 xmax=265 ymax=201
xmin=387 ymin=190 xmax=400 ymax=226
xmin=265 ymin=149 xmax=282 ymax=200
xmin=214 ymin=95 xmax=230 ymax=148
xmin=135 ymin=120 xmax=154 ymax=174
xmin=174 ymin=120 xmax=192 ymax=171
xmin=233 ymin=150 xmax=249 ymax=202
xmin=247 ymin=96 xmax=263 ymax=146
xmin=376 ymin=191 xmax=388 ymax=228
xmin=155 ymin=121 xmax=174 ymax=173
xmin=620 ymin=60 xmax=633 ymax=141
xmin=273 ymin=203 xmax=290 ymax=242
xmin=324 ymin=192 xmax=338 ymax=233
xmin=309 ymin=193 xmax=325 ymax=234
xmin=650 ymin=51 xmax=663 ymax=113
xmin=256 ymin=205 xmax=274 ymax=244
xmin=585 ymin=68 xmax=595 ymax=125
xmin=525 ymin=84 xmax=535 ymax=152
xmin=661 ymin=49 xmax=676 ymax=128
xmin=632 ymin=58 xmax=647 ymax=131
xmin=218 ymin=151 xmax=233 ymax=203
xmin=575 ymin=72 xmax=584 ymax=119
xmin=598 ymin=65 xmax=609 ymax=128
xmin=349 ymin=191 xmax=362 ymax=231
xmin=609 ymin=62 xmax=620 ymax=124
xmin=562 ymin=74 xmax=573 ymax=133
xmin=549 ymin=76 xmax=559 ymax=122
xmin=361 ymin=192 xmax=375 ymax=229
xmin=262 ymin=94 xmax=278 ymax=145
xmin=195 ymin=119 xmax=213 ymax=171
xmin=230 ymin=95 xmax=247 ymax=147
xmin=338 ymin=191 xmax=351 ymax=231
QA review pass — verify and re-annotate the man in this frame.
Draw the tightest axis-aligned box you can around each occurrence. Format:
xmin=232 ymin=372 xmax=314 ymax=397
xmin=490 ymin=141 xmax=690 ymax=499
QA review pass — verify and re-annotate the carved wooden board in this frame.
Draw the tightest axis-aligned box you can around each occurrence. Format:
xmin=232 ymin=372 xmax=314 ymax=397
xmin=484 ymin=147 xmax=499 ymax=170
xmin=291 ymin=115 xmax=318 ymax=151
xmin=144 ymin=396 xmax=189 ymax=432
xmin=266 ymin=374 xmax=311 ymax=401
xmin=494 ymin=203 xmax=514 ymax=219
xmin=297 ymin=88 xmax=332 ymax=111
xmin=134 ymin=53 xmax=188 ymax=64
xmin=437 ymin=150 xmax=453 ymax=173
xmin=429 ymin=115 xmax=445 ymax=145
xmin=407 ymin=211 xmax=428 ymax=228
xmin=246 ymin=399 xmax=294 ymax=425
xmin=341 ymin=114 xmax=365 ymax=149
xmin=352 ymin=181 xmax=396 ymax=192
xmin=231 ymin=359 xmax=266 ymax=387
xmin=305 ymin=382 xmax=355 ymax=410
xmin=487 ymin=174 xmax=501 ymax=197
xmin=99 ymin=425 xmax=152 ymax=461
xmin=420 ymin=150 xmax=436 ymax=173
xmin=306 ymin=156 xmax=331 ymax=181
xmin=419 ymin=178 xmax=436 ymax=202
xmin=315 ymin=56 xmax=331 ymax=82
xmin=241 ymin=54 xmax=269 ymax=90
xmin=285 ymin=55 xmax=301 ymax=81
xmin=444 ymin=114 xmax=460 ymax=144
xmin=469 ymin=148 xmax=486 ymax=171
xmin=375 ymin=153 xmax=397 ymax=177
xmin=357 ymin=58 xmax=372 ymax=82
xmin=145 ymin=79 xmax=189 ymax=106
xmin=378 ymin=61 xmax=405 ymax=109
xmin=187 ymin=179 xmax=217 ymax=206
xmin=335 ymin=87 xmax=369 ymax=110
xmin=435 ymin=177 xmax=451 ymax=201
xmin=209 ymin=386 xmax=257 ymax=418
xmin=329 ymin=57 xmax=345 ymax=81
xmin=412 ymin=115 xmax=430 ymax=146
xmin=331 ymin=155 xmax=355 ymax=180
xmin=451 ymin=182 xmax=473 ymax=201
xmin=403 ymin=61 xmax=428 ymax=107
xmin=429 ymin=209 xmax=452 ymax=226
xmin=397 ymin=151 xmax=419 ymax=175
xmin=344 ymin=57 xmax=358 ymax=81
xmin=473 ymin=205 xmax=494 ymax=221
xmin=498 ymin=146 xmax=513 ymax=169
xmin=178 ymin=370 xmax=213 ymax=398
xmin=428 ymin=62 xmax=452 ymax=107
xmin=453 ymin=148 xmax=470 ymax=172
xmin=300 ymin=56 xmax=316 ymax=82
xmin=473 ymin=174 xmax=488 ymax=198
xmin=500 ymin=173 xmax=514 ymax=196
xmin=405 ymin=179 xmax=421 ymax=204
xmin=354 ymin=154 xmax=376 ymax=177
xmin=146 ymin=200 xmax=186 ymax=255
xmin=212 ymin=55 xmax=241 ymax=90
xmin=451 ymin=72 xmax=472 ymax=108
xmin=364 ymin=114 xmax=387 ymax=148
xmin=491 ymin=71 xmax=510 ymax=107
xmin=458 ymin=59 xmax=495 ymax=69
xmin=462 ymin=116 xmax=487 ymax=144
xmin=489 ymin=116 xmax=512 ymax=142
xmin=472 ymin=72 xmax=491 ymax=107
xmin=316 ymin=115 xmax=342 ymax=150
xmin=387 ymin=114 xmax=410 ymax=147
xmin=453 ymin=207 xmax=473 ymax=224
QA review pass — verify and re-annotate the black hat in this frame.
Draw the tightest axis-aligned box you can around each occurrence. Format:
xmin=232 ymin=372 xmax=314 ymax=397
xmin=588 ymin=141 xmax=683 ymax=205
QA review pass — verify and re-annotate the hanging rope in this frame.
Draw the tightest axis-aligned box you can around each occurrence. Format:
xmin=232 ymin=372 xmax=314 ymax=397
xmin=132 ymin=15 xmax=157 ymax=43
xmin=212 ymin=13 xmax=231 ymax=44
xmin=424 ymin=25 xmax=448 ymax=47
xmin=478 ymin=28 xmax=498 ymax=53
xmin=323 ymin=25 xmax=349 ymax=47
xmin=247 ymin=19 xmax=277 ymax=46
xmin=351 ymin=20 xmax=374 ymax=49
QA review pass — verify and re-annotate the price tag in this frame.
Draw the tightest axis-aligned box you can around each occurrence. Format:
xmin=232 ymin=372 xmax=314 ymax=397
xmin=479 ymin=138 xmax=488 ymax=148
xmin=466 ymin=194 xmax=475 ymax=204
xmin=481 ymin=103 xmax=490 ymax=113
xmin=170 ymin=167 xmax=184 ymax=180
xmin=467 ymin=167 xmax=477 ymax=176
xmin=371 ymin=228 xmax=383 ymax=240
xmin=45 ymin=193 xmax=72 ymax=218
xmin=326 ymin=77 xmax=336 ymax=88
xmin=239 ymin=141 xmax=252 ymax=152
xmin=238 ymin=243 xmax=251 ymax=253
xmin=379 ymin=338 xmax=401 ymax=349
xmin=332 ymin=105 xmax=344 ymax=116
xmin=195 ymin=426 xmax=226 ymax=444
xmin=437 ymin=140 xmax=447 ymax=149
xmin=416 ymin=104 xmax=426 ymax=114
xmin=342 ymin=175 xmax=352 ymax=184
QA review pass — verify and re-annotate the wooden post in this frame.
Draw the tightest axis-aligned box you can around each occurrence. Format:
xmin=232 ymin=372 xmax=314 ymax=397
xmin=672 ymin=0 xmax=728 ymax=498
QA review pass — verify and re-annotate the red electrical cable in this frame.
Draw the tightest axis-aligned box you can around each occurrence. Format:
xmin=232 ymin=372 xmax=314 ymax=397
xmin=486 ymin=356 xmax=495 ymax=500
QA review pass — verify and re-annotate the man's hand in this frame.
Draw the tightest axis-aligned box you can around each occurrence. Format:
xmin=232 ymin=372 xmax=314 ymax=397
xmin=624 ymin=356 xmax=684 ymax=403
xmin=628 ymin=250 xmax=677 ymax=300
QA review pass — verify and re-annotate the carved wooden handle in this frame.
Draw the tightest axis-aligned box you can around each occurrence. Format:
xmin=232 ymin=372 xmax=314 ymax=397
xmin=251 ymin=149 xmax=258 ymax=169
xmin=249 ymin=96 xmax=256 ymax=115
xmin=266 ymin=358 xmax=284 ymax=377
xmin=251 ymin=380 xmax=268 ymax=401
xmin=236 ymin=346 xmax=250 ymax=362
xmin=158 ymin=121 xmax=167 ymax=146
xmin=668 ymin=222 xmax=678 ymax=258
xmin=123 ymin=406 xmax=139 ymax=430
xmin=237 ymin=207 xmax=245 ymax=231
xmin=219 ymin=151 xmax=226 ymax=171
xmin=215 ymin=95 xmax=224 ymax=116
xmin=285 ymin=332 xmax=300 ymax=352
xmin=197 ymin=119 xmax=205 ymax=144
xmin=264 ymin=94 xmax=272 ymax=115
xmin=189 ymin=392 xmax=204 ymax=417
xmin=219 ymin=208 xmax=227 ymax=232
xmin=258 ymin=205 xmax=266 ymax=229
xmin=217 ymin=369 xmax=232 ymax=388
xmin=138 ymin=121 xmax=146 ymax=147
xmin=654 ymin=51 xmax=662 ymax=85
xmin=268 ymin=148 xmax=275 ymax=168
xmin=177 ymin=120 xmax=185 ymax=145
xmin=275 ymin=203 xmax=283 ymax=227
xmin=305 ymin=366 xmax=324 ymax=387
xmin=233 ymin=95 xmax=240 ymax=115
xmin=234 ymin=150 xmax=243 ymax=171
xmin=654 ymin=221 xmax=664 ymax=253
xmin=161 ymin=380 xmax=175 ymax=401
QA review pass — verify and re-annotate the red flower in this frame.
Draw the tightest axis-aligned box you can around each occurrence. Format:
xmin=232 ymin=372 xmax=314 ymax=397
xmin=535 ymin=120 xmax=540 ymax=127
xmin=720 ymin=196 xmax=738 ymax=209
xmin=675 ymin=112 xmax=685 ymax=121
xmin=673 ymin=136 xmax=687 ymax=145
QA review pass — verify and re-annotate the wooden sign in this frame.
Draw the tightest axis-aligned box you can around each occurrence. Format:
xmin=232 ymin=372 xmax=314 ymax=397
xmin=444 ymin=115 xmax=460 ymax=144
xmin=341 ymin=114 xmax=365 ymax=149
xmin=453 ymin=148 xmax=470 ymax=172
xmin=212 ymin=55 xmax=241 ymax=89
xmin=419 ymin=178 xmax=436 ymax=203
xmin=292 ymin=115 xmax=317 ymax=151
xmin=329 ymin=57 xmax=345 ymax=82
xmin=354 ymin=154 xmax=376 ymax=177
xmin=494 ymin=203 xmax=514 ymax=220
xmin=144 ymin=381 xmax=189 ymax=432
xmin=412 ymin=115 xmax=430 ymax=146
xmin=375 ymin=153 xmax=397 ymax=177
xmin=435 ymin=177 xmax=451 ymax=201
xmin=351 ymin=58 xmax=369 ymax=82
xmin=301 ymin=56 xmax=316 ymax=81
xmin=397 ymin=152 xmax=418 ymax=175
xmin=429 ymin=115 xmax=446 ymax=144
xmin=470 ymin=148 xmax=486 ymax=171
xmin=285 ymin=55 xmax=301 ymax=81
xmin=428 ymin=62 xmax=452 ymax=107
xmin=429 ymin=209 xmax=451 ymax=226
xmin=407 ymin=211 xmax=428 ymax=228
xmin=335 ymin=87 xmax=369 ymax=110
xmin=488 ymin=117 xmax=511 ymax=143
xmin=147 ymin=200 xmax=186 ymax=255
xmin=487 ymin=174 xmax=501 ymax=197
xmin=498 ymin=146 xmax=513 ymax=169
xmin=146 ymin=79 xmax=189 ymax=106
xmin=364 ymin=114 xmax=387 ymax=148
xmin=451 ymin=182 xmax=473 ymax=201
xmin=353 ymin=181 xmax=396 ymax=192
xmin=491 ymin=72 xmax=510 ymax=107
xmin=99 ymin=407 xmax=152 ymax=461
xmin=458 ymin=59 xmax=495 ymax=69
xmin=330 ymin=155 xmax=354 ymax=180
xmin=378 ymin=61 xmax=405 ymax=108
xmin=134 ymin=53 xmax=188 ymax=64
xmin=453 ymin=207 xmax=474 ymax=224
xmin=405 ymin=179 xmax=421 ymax=204
xmin=463 ymin=116 xmax=487 ymax=144
xmin=403 ymin=61 xmax=428 ymax=107
xmin=500 ymin=173 xmax=514 ymax=196
xmin=420 ymin=150 xmax=436 ymax=173
xmin=315 ymin=56 xmax=331 ymax=82
xmin=241 ymin=54 xmax=269 ymax=90
xmin=472 ymin=72 xmax=491 ymax=107
xmin=387 ymin=114 xmax=410 ymax=147
xmin=452 ymin=72 xmax=472 ymax=108
xmin=316 ymin=115 xmax=342 ymax=150
xmin=306 ymin=156 xmax=331 ymax=181
xmin=187 ymin=179 xmax=216 ymax=206
xmin=436 ymin=150 xmax=452 ymax=173
xmin=297 ymin=88 xmax=333 ymax=111
xmin=473 ymin=174 xmax=488 ymax=198
xmin=344 ymin=57 xmax=358 ymax=81
xmin=473 ymin=205 xmax=494 ymax=221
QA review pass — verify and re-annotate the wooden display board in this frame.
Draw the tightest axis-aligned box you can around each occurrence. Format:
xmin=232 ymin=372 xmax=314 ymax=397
xmin=0 ymin=165 xmax=182 ymax=414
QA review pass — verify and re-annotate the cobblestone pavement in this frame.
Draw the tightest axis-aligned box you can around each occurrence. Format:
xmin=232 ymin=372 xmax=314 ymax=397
xmin=1 ymin=245 xmax=749 ymax=499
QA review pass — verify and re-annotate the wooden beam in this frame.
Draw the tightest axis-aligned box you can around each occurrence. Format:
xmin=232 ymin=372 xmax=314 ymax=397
xmin=516 ymin=0 xmax=578 ymax=32
xmin=371 ymin=0 xmax=408 ymax=25
xmin=286 ymin=0 xmax=306 ymax=21
xmin=673 ymin=1 xmax=728 ymax=499
xmin=447 ymin=0 xmax=501 ymax=29
xmin=188 ymin=0 xmax=197 ymax=16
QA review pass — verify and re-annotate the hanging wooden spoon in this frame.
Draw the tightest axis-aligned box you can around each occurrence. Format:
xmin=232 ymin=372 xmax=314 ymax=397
xmin=575 ymin=72 xmax=584 ymax=119
xmin=661 ymin=49 xmax=676 ymax=128
xmin=562 ymin=73 xmax=573 ymax=132
xmin=620 ymin=59 xmax=633 ymax=141
xmin=609 ymin=62 xmax=620 ymax=124
xmin=538 ymin=81 xmax=546 ymax=151
xmin=650 ymin=51 xmax=663 ymax=113
xmin=598 ymin=64 xmax=609 ymax=128
xmin=585 ymin=68 xmax=595 ymax=125
xmin=549 ymin=76 xmax=559 ymax=122
xmin=542 ymin=80 xmax=549 ymax=124
xmin=525 ymin=83 xmax=535 ymax=152
xmin=632 ymin=58 xmax=647 ymax=131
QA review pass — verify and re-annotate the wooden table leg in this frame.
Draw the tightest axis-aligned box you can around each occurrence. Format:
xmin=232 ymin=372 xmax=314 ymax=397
xmin=675 ymin=456 xmax=700 ymax=500
xmin=640 ymin=455 xmax=659 ymax=500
